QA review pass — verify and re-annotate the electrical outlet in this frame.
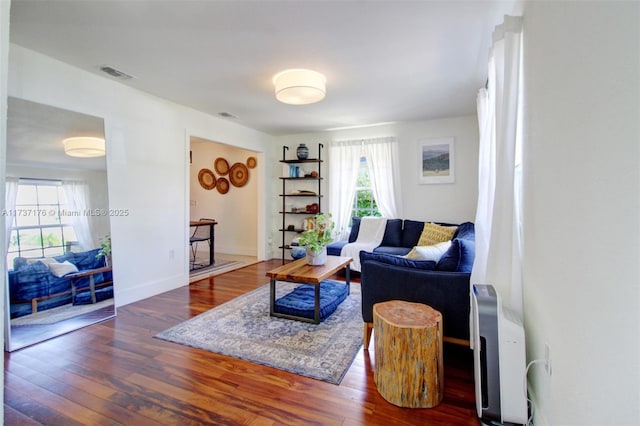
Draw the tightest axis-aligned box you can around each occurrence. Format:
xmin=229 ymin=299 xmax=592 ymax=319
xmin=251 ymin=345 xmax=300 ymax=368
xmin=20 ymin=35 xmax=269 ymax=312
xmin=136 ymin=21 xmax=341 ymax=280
xmin=544 ymin=343 xmax=552 ymax=375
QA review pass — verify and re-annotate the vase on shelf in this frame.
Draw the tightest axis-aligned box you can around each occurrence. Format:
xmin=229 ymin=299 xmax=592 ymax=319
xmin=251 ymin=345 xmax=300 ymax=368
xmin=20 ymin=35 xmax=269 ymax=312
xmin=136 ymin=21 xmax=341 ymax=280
xmin=296 ymin=143 xmax=309 ymax=160
xmin=306 ymin=246 xmax=327 ymax=265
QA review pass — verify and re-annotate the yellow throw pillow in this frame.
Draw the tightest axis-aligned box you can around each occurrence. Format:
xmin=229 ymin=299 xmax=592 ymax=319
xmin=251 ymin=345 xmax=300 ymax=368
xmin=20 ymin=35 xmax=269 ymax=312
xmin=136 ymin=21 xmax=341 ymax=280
xmin=416 ymin=222 xmax=457 ymax=246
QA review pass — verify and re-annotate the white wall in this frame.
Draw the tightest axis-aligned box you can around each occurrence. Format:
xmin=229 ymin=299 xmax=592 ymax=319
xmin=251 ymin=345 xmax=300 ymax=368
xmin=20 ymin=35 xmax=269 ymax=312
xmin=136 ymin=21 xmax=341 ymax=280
xmin=7 ymin=45 xmax=273 ymax=307
xmin=272 ymin=116 xmax=479 ymax=257
xmin=189 ymin=139 xmax=258 ymax=256
xmin=522 ymin=2 xmax=640 ymax=424
xmin=0 ymin=0 xmax=10 ymax=415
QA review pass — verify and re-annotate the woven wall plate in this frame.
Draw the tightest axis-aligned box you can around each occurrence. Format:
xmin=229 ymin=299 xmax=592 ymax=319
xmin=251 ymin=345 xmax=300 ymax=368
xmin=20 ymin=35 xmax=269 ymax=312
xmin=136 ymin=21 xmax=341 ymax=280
xmin=217 ymin=177 xmax=230 ymax=194
xmin=198 ymin=169 xmax=216 ymax=190
xmin=246 ymin=156 xmax=257 ymax=169
xmin=214 ymin=157 xmax=230 ymax=175
xmin=229 ymin=162 xmax=249 ymax=187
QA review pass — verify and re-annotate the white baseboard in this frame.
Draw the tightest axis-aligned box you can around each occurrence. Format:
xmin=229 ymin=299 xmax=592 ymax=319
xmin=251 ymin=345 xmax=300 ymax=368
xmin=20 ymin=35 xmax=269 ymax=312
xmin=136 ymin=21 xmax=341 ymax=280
xmin=114 ymin=273 xmax=186 ymax=307
xmin=528 ymin=381 xmax=550 ymax=426
xmin=195 ymin=245 xmax=256 ymax=257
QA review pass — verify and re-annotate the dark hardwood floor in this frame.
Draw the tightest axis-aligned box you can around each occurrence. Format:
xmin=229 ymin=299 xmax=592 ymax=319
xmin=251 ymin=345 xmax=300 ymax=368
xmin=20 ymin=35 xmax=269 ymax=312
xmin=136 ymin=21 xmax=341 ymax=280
xmin=4 ymin=260 xmax=480 ymax=425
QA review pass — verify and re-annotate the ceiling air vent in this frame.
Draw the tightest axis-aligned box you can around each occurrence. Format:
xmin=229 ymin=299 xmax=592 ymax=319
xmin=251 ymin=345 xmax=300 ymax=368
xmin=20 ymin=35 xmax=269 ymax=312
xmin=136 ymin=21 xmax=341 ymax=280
xmin=99 ymin=65 xmax=134 ymax=80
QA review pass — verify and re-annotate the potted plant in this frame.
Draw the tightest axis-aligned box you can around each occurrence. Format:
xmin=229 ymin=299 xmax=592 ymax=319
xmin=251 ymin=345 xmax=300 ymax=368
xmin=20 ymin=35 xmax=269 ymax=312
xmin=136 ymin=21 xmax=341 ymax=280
xmin=298 ymin=213 xmax=335 ymax=265
xmin=96 ymin=233 xmax=112 ymax=267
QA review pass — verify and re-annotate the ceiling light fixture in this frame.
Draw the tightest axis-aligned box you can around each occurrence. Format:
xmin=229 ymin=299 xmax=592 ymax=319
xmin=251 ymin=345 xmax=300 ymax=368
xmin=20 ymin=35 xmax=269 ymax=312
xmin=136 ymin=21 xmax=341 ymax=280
xmin=63 ymin=137 xmax=106 ymax=158
xmin=272 ymin=69 xmax=326 ymax=105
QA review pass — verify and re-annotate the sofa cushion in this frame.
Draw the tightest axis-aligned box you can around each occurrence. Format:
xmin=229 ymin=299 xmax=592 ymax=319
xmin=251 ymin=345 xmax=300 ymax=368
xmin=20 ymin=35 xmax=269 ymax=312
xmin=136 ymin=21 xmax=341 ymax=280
xmin=13 ymin=257 xmax=31 ymax=270
xmin=26 ymin=257 xmax=59 ymax=266
xmin=327 ymin=240 xmax=348 ymax=256
xmin=453 ymin=222 xmax=475 ymax=240
xmin=406 ymin=240 xmax=452 ymax=262
xmin=348 ymin=217 xmax=402 ymax=246
xmin=348 ymin=217 xmax=361 ymax=243
xmin=438 ymin=238 xmax=475 ymax=273
xmin=401 ymin=220 xmax=426 ymax=248
xmin=10 ymin=261 xmax=51 ymax=300
xmin=373 ymin=246 xmax=412 ymax=256
xmin=380 ymin=219 xmax=402 ymax=247
xmin=360 ymin=251 xmax=436 ymax=271
xmin=416 ymin=222 xmax=457 ymax=246
xmin=68 ymin=248 xmax=104 ymax=270
xmin=274 ymin=280 xmax=348 ymax=321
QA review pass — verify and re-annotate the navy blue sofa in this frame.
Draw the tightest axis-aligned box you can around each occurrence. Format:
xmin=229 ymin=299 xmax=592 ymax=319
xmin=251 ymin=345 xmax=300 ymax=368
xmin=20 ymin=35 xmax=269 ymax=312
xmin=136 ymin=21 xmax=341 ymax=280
xmin=8 ymin=248 xmax=114 ymax=319
xmin=327 ymin=217 xmax=459 ymax=257
xmin=344 ymin=220 xmax=475 ymax=348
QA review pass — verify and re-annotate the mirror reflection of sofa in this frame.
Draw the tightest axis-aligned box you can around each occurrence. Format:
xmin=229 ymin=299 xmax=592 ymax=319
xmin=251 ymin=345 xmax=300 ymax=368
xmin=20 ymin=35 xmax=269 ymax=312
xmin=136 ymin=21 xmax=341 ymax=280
xmin=8 ymin=248 xmax=113 ymax=319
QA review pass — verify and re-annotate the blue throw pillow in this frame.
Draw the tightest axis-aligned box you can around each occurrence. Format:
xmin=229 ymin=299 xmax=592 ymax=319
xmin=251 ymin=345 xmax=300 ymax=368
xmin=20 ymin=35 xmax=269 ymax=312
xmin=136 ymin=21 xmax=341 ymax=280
xmin=360 ymin=251 xmax=436 ymax=271
xmin=381 ymin=219 xmax=402 ymax=247
xmin=438 ymin=238 xmax=475 ymax=272
xmin=401 ymin=219 xmax=426 ymax=248
xmin=68 ymin=248 xmax=104 ymax=270
xmin=348 ymin=217 xmax=361 ymax=242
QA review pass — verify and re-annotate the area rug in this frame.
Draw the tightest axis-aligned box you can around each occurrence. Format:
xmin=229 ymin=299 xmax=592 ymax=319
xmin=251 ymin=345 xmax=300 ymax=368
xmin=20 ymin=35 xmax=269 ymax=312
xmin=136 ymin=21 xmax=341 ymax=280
xmin=11 ymin=299 xmax=114 ymax=326
xmin=190 ymin=259 xmax=241 ymax=273
xmin=155 ymin=281 xmax=363 ymax=384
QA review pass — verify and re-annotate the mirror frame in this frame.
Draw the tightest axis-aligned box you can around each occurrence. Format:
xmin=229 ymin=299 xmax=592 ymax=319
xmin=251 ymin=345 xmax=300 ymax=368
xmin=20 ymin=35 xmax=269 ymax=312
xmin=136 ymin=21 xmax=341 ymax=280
xmin=4 ymin=98 xmax=115 ymax=351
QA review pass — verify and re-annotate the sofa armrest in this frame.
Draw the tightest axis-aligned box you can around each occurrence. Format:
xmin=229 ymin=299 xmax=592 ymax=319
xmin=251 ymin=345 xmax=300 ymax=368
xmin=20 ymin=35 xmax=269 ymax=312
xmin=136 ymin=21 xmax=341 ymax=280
xmin=360 ymin=258 xmax=470 ymax=342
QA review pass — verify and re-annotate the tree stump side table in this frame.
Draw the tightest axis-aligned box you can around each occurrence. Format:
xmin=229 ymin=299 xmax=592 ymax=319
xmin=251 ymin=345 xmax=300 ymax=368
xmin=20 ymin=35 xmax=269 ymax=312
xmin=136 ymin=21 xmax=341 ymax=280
xmin=373 ymin=300 xmax=443 ymax=408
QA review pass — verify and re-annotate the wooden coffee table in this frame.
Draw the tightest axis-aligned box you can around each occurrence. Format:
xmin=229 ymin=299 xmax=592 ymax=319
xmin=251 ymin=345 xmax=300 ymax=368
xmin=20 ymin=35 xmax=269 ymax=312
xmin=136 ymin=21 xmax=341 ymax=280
xmin=266 ymin=255 xmax=353 ymax=324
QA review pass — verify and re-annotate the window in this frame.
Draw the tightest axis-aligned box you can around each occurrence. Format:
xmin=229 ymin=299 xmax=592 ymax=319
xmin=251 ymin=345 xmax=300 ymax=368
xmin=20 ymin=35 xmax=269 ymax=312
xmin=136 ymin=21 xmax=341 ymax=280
xmin=7 ymin=180 xmax=77 ymax=264
xmin=351 ymin=156 xmax=380 ymax=219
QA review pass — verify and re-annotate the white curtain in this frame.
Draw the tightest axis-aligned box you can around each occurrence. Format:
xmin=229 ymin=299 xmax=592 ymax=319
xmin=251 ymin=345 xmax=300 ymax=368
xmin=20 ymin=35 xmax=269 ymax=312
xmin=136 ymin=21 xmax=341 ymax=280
xmin=471 ymin=15 xmax=524 ymax=324
xmin=62 ymin=181 xmax=96 ymax=251
xmin=328 ymin=137 xmax=402 ymax=240
xmin=363 ymin=137 xmax=402 ymax=219
xmin=328 ymin=141 xmax=361 ymax=240
xmin=5 ymin=177 xmax=19 ymax=250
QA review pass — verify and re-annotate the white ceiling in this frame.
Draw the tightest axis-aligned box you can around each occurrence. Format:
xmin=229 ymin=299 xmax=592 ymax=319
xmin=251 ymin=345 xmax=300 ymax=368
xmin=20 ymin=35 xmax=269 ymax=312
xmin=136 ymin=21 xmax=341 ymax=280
xmin=7 ymin=97 xmax=107 ymax=171
xmin=9 ymin=0 xmax=519 ymax=136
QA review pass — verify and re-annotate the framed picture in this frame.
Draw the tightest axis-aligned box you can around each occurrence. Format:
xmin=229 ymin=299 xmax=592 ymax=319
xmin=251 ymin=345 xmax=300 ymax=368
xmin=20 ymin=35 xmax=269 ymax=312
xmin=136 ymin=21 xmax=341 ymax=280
xmin=419 ymin=137 xmax=455 ymax=184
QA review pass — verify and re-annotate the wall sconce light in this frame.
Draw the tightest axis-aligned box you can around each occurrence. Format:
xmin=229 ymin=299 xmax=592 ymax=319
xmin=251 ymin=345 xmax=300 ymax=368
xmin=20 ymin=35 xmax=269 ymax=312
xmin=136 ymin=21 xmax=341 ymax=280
xmin=273 ymin=69 xmax=326 ymax=105
xmin=63 ymin=137 xmax=106 ymax=158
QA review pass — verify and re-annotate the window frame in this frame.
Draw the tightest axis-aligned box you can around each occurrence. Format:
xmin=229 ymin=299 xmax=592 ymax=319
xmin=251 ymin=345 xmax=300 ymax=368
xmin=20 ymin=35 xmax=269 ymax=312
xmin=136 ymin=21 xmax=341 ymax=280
xmin=350 ymin=156 xmax=380 ymax=219
xmin=7 ymin=179 xmax=77 ymax=261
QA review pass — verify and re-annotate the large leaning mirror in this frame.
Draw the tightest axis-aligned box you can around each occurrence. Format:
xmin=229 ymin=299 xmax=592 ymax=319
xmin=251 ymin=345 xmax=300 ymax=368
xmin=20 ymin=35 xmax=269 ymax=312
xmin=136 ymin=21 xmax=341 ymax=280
xmin=4 ymin=97 xmax=115 ymax=351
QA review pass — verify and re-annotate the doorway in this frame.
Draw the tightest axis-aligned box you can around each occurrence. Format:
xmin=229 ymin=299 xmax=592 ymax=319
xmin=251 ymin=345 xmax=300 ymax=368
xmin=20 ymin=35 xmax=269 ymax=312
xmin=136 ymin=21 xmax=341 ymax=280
xmin=189 ymin=136 xmax=259 ymax=279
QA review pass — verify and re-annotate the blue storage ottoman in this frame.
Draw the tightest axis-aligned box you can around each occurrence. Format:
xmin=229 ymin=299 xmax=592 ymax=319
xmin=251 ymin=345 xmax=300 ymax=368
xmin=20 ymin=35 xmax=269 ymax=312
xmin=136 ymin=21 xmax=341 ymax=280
xmin=275 ymin=279 xmax=348 ymax=321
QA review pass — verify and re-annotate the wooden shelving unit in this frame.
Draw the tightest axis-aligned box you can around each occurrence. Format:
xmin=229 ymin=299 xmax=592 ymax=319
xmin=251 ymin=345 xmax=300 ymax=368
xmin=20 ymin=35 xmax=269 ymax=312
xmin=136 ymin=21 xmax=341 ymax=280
xmin=278 ymin=143 xmax=323 ymax=262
